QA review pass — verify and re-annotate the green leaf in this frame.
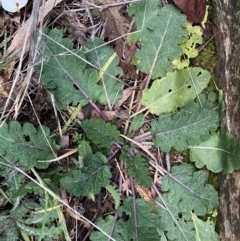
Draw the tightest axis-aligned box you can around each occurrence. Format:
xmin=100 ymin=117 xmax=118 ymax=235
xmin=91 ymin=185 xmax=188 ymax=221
xmin=91 ymin=198 xmax=161 ymax=241
xmin=85 ymin=38 xmax=123 ymax=108
xmin=9 ymin=199 xmax=62 ymax=240
xmin=81 ymin=119 xmax=121 ymax=149
xmin=16 ymin=221 xmax=62 ymax=240
xmin=106 ymin=185 xmax=121 ymax=209
xmin=121 ymin=151 xmax=152 ymax=188
xmin=78 ymin=140 xmax=92 ymax=168
xmin=151 ymin=105 xmax=219 ymax=152
xmin=38 ymin=29 xmax=100 ymax=110
xmin=142 ymin=67 xmax=210 ymax=114
xmin=91 ymin=167 xmax=219 ymax=241
xmin=114 ymin=198 xmax=160 ymax=241
xmin=11 ymin=181 xmax=43 ymax=198
xmin=90 ymin=215 xmax=117 ymax=241
xmin=116 ymin=198 xmax=161 ymax=241
xmin=128 ymin=2 xmax=188 ymax=78
xmin=0 ymin=217 xmax=19 ymax=241
xmin=161 ymin=163 xmax=219 ymax=215
xmin=156 ymin=195 xmax=195 ymax=241
xmin=0 ymin=121 xmax=58 ymax=169
xmin=192 ymin=213 xmax=219 ymax=241
xmin=11 ymin=199 xmax=59 ymax=225
xmin=195 ymin=91 xmax=225 ymax=116
xmin=60 ymin=152 xmax=111 ymax=196
xmin=131 ymin=114 xmax=145 ymax=131
xmin=127 ymin=0 xmax=160 ymax=42
xmin=189 ymin=127 xmax=240 ymax=173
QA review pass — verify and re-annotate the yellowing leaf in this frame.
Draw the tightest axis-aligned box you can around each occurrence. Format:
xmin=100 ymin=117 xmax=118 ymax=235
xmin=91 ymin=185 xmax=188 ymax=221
xmin=173 ymin=23 xmax=203 ymax=69
xmin=142 ymin=67 xmax=210 ymax=115
xmin=173 ymin=6 xmax=209 ymax=69
xmin=192 ymin=213 xmax=219 ymax=241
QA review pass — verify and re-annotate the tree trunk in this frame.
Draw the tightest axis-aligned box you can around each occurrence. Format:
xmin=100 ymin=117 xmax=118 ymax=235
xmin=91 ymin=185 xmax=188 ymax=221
xmin=211 ymin=1 xmax=240 ymax=240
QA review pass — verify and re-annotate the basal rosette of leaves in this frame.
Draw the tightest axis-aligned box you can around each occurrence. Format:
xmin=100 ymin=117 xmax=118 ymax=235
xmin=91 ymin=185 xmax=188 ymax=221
xmin=0 ymin=1 xmax=232 ymax=241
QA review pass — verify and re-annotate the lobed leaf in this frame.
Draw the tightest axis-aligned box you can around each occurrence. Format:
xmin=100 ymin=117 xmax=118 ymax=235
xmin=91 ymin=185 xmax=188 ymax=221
xmin=38 ymin=29 xmax=100 ymax=110
xmin=116 ymin=198 xmax=161 ymax=241
xmin=0 ymin=121 xmax=58 ymax=169
xmin=128 ymin=2 xmax=188 ymax=79
xmin=60 ymin=152 xmax=111 ymax=196
xmin=39 ymin=30 xmax=124 ymax=110
xmin=106 ymin=185 xmax=121 ymax=209
xmin=121 ymin=151 xmax=152 ymax=188
xmin=81 ymin=119 xmax=121 ymax=149
xmin=151 ymin=105 xmax=219 ymax=152
xmin=156 ymin=195 xmax=195 ymax=241
xmin=161 ymin=163 xmax=219 ymax=216
xmin=91 ymin=197 xmax=161 ymax=241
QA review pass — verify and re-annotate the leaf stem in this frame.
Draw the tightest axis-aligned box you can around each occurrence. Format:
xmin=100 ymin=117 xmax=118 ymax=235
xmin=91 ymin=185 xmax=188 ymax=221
xmin=134 ymin=131 xmax=152 ymax=142
xmin=130 ymin=177 xmax=139 ymax=241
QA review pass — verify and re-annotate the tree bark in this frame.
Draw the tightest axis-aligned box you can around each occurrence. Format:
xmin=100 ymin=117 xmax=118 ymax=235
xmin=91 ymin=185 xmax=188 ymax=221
xmin=211 ymin=1 xmax=240 ymax=240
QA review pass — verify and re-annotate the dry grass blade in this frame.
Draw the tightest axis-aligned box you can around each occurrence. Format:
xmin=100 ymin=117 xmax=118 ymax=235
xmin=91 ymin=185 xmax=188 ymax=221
xmin=1 ymin=0 xmax=63 ymax=121
xmin=7 ymin=0 xmax=63 ymax=58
